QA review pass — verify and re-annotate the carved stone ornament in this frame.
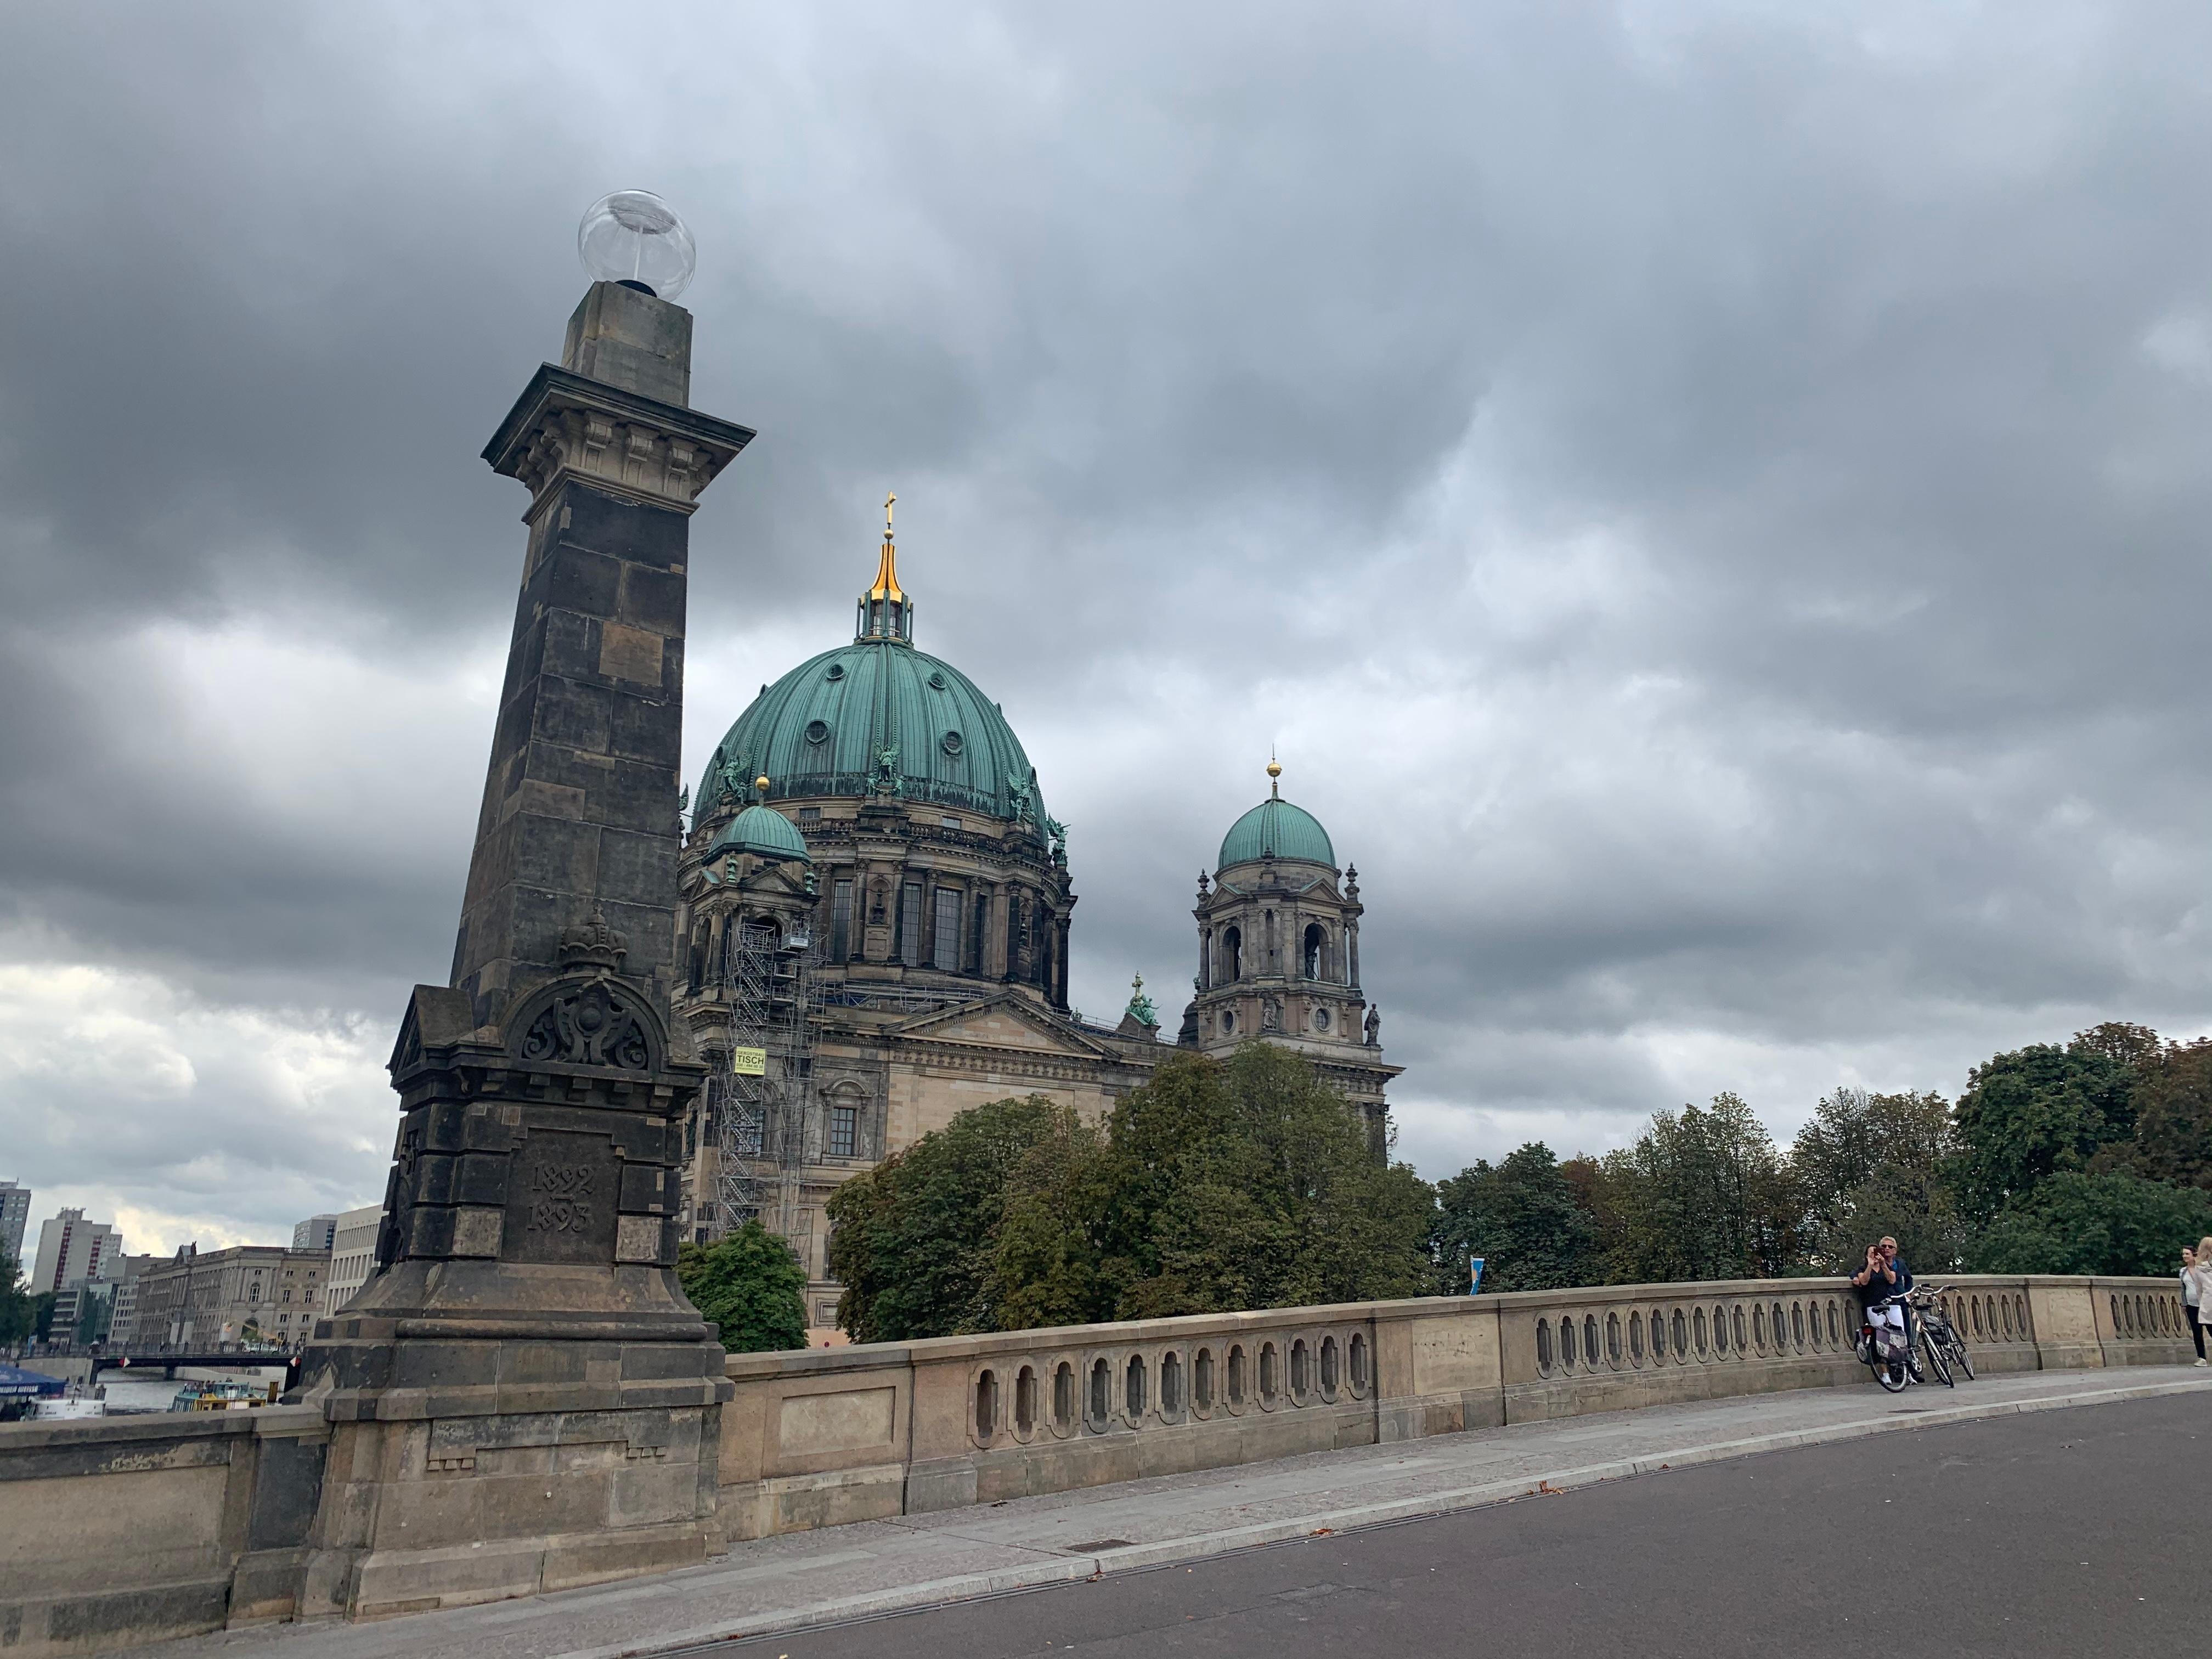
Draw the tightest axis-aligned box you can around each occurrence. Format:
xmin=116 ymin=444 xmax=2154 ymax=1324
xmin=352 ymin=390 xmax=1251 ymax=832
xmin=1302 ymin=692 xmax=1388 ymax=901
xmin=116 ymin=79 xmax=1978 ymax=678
xmin=519 ymin=980 xmax=653 ymax=1071
xmin=512 ymin=405 xmax=723 ymax=514
xmin=561 ymin=910 xmax=629 ymax=971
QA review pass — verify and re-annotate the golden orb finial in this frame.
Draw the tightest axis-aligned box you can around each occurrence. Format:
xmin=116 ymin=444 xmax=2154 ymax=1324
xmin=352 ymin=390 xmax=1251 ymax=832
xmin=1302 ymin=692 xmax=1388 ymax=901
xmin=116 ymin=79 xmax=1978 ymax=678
xmin=1266 ymin=752 xmax=1282 ymax=798
xmin=754 ymin=774 xmax=771 ymax=797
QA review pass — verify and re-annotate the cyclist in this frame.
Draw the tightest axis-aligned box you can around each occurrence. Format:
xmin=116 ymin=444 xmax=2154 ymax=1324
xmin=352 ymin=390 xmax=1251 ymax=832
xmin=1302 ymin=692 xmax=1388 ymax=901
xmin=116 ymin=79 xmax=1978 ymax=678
xmin=1849 ymin=1242 xmax=1906 ymax=1372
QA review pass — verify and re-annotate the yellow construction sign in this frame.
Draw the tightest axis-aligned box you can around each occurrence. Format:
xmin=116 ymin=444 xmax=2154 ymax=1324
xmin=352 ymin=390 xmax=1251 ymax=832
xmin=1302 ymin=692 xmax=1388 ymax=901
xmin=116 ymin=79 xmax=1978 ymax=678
xmin=730 ymin=1047 xmax=767 ymax=1076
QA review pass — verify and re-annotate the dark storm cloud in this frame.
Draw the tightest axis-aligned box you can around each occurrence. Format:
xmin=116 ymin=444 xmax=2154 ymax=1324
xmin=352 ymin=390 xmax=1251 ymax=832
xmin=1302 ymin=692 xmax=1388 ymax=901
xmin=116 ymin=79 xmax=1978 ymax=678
xmin=3 ymin=1 xmax=2211 ymax=1239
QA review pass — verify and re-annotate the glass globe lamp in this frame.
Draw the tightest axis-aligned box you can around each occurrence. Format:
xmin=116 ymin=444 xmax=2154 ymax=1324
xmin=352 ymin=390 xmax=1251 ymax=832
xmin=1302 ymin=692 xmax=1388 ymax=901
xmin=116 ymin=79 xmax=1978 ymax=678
xmin=577 ymin=190 xmax=697 ymax=300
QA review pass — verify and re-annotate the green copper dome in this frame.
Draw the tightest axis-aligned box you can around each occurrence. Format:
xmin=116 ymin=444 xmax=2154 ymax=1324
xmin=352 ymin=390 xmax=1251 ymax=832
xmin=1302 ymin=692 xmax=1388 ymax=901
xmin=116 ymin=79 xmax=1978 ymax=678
xmin=1218 ymin=795 xmax=1335 ymax=871
xmin=698 ymin=638 xmax=1049 ymax=837
xmin=707 ymin=803 xmax=811 ymax=862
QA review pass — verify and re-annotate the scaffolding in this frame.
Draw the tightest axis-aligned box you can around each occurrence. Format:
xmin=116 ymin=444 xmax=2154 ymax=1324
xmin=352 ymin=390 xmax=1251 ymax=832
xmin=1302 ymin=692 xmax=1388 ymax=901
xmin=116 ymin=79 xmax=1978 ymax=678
xmin=712 ymin=919 xmax=814 ymax=1242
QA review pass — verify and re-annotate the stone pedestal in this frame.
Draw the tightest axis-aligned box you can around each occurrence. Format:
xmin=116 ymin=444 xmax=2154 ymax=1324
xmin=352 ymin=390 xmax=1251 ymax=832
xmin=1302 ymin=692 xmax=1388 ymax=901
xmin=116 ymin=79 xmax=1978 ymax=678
xmin=291 ymin=281 xmax=754 ymax=1617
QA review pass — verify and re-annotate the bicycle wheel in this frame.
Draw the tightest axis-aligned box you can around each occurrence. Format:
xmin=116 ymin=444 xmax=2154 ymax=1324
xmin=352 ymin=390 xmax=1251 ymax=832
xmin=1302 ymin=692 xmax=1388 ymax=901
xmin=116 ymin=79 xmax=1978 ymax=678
xmin=1875 ymin=1350 xmax=1910 ymax=1392
xmin=1946 ymin=1335 xmax=1974 ymax=1381
xmin=1921 ymin=1329 xmax=1953 ymax=1386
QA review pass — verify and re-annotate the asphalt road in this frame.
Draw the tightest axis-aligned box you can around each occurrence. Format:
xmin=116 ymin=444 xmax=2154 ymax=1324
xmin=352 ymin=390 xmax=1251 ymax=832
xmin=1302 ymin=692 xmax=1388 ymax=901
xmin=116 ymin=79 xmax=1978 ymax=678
xmin=708 ymin=1392 xmax=2209 ymax=1658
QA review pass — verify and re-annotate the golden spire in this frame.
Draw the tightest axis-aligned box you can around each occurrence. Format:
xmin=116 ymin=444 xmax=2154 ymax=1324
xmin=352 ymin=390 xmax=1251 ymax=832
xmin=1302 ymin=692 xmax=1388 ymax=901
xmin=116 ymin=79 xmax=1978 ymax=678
xmin=1267 ymin=751 xmax=1282 ymax=799
xmin=869 ymin=490 xmax=904 ymax=602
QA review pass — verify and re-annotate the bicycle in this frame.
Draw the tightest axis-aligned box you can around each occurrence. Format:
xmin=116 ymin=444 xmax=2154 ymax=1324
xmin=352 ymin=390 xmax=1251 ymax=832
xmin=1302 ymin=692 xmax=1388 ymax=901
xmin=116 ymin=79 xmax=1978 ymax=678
xmin=1908 ymin=1285 xmax=1973 ymax=1383
xmin=1855 ymin=1291 xmax=1914 ymax=1392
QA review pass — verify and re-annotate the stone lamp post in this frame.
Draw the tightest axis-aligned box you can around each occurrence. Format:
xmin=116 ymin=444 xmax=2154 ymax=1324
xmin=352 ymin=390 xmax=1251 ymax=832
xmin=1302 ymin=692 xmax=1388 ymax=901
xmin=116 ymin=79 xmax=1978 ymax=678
xmin=292 ymin=193 xmax=757 ymax=1617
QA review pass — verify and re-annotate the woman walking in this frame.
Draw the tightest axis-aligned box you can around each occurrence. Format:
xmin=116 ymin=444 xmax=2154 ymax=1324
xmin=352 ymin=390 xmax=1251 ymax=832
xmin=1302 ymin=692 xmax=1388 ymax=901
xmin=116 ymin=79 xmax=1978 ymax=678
xmin=2186 ymin=1245 xmax=2206 ymax=1366
xmin=2189 ymin=1239 xmax=2212 ymax=1369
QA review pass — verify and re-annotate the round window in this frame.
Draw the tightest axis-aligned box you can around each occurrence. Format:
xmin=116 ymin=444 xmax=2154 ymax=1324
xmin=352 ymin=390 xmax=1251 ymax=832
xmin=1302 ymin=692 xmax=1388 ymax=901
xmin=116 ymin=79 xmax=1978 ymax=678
xmin=1313 ymin=1007 xmax=1330 ymax=1031
xmin=804 ymin=720 xmax=830 ymax=744
xmin=928 ymin=669 xmax=949 ymax=690
xmin=941 ymin=730 xmax=964 ymax=756
xmin=1221 ymin=1010 xmax=1237 ymax=1035
xmin=825 ymin=663 xmax=845 ymax=681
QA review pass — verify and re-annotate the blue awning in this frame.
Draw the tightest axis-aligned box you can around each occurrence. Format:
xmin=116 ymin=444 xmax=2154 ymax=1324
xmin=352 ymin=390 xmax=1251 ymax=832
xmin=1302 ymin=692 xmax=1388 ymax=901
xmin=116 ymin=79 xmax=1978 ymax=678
xmin=0 ymin=1363 xmax=67 ymax=1397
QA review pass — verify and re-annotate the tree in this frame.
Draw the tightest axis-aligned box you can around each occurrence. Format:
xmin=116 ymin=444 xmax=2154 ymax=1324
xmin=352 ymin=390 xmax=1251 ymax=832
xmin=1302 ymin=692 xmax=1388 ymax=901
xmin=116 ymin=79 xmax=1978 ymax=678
xmin=832 ymin=1050 xmax=1436 ymax=1341
xmin=677 ymin=1222 xmax=809 ymax=1353
xmin=1950 ymin=1042 xmax=2136 ymax=1226
xmin=1598 ymin=1095 xmax=1799 ymax=1283
xmin=2108 ymin=1038 xmax=2212 ymax=1192
xmin=1431 ymin=1143 xmax=1599 ymax=1293
xmin=0 ymin=1252 xmax=33 ymax=1347
xmin=1967 ymin=1172 xmax=2212 ymax=1277
xmin=1792 ymin=1086 xmax=1962 ymax=1272
xmin=826 ymin=1094 xmax=1071 ymax=1342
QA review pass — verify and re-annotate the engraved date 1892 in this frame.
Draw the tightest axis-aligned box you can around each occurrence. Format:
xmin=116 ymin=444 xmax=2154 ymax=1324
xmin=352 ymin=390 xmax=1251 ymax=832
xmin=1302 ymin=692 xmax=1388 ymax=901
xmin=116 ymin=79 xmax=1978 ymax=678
xmin=528 ymin=1162 xmax=596 ymax=1234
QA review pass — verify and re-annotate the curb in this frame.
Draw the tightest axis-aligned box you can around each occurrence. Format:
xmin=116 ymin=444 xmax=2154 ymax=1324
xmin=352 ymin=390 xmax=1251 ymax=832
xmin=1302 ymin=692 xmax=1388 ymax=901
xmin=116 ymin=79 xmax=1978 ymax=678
xmin=556 ymin=1374 xmax=2212 ymax=1659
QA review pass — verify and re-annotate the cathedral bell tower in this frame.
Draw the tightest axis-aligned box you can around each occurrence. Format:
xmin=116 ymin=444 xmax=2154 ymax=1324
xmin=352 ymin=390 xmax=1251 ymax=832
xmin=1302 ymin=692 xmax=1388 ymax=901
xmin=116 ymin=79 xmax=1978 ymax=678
xmin=1183 ymin=760 xmax=1399 ymax=1149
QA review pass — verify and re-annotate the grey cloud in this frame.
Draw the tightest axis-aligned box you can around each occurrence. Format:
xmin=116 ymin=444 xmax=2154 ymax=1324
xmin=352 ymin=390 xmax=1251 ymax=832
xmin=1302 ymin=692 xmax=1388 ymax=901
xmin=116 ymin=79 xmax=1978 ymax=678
xmin=4 ymin=3 xmax=2211 ymax=1233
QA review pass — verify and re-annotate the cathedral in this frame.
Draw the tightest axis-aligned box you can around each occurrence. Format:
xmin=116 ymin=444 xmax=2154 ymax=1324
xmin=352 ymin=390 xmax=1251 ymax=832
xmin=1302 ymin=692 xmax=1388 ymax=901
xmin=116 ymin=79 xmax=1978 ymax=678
xmin=673 ymin=506 xmax=1398 ymax=1330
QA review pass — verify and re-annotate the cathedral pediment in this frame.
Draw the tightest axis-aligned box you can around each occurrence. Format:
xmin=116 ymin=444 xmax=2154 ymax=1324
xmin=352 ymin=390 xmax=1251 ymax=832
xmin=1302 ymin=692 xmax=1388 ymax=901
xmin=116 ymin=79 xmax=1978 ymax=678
xmin=890 ymin=994 xmax=1115 ymax=1058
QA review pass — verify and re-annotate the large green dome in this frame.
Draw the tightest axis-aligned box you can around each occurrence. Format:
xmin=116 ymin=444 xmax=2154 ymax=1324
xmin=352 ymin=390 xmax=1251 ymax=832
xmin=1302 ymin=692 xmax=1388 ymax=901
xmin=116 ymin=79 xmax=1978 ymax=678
xmin=699 ymin=637 xmax=1048 ymax=833
xmin=1218 ymin=795 xmax=1335 ymax=871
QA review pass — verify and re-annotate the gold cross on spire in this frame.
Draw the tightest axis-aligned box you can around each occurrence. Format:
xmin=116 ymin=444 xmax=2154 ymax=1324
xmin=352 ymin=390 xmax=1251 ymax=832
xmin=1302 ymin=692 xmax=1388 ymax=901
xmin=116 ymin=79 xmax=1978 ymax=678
xmin=884 ymin=491 xmax=896 ymax=534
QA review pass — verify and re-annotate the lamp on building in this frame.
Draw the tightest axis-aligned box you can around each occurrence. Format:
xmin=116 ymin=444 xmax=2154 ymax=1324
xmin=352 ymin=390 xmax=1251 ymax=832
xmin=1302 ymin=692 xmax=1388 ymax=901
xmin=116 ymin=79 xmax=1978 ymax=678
xmin=577 ymin=189 xmax=697 ymax=299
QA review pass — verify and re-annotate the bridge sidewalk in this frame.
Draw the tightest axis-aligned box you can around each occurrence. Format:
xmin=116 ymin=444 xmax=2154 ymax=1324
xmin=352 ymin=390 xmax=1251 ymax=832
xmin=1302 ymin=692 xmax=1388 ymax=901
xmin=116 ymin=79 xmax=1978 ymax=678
xmin=127 ymin=1365 xmax=2212 ymax=1659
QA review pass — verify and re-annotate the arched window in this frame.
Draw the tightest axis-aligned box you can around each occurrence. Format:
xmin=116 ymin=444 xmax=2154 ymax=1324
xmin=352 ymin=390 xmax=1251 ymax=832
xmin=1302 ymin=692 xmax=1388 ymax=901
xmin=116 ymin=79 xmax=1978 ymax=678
xmin=1302 ymin=923 xmax=1324 ymax=979
xmin=1224 ymin=926 xmax=1243 ymax=981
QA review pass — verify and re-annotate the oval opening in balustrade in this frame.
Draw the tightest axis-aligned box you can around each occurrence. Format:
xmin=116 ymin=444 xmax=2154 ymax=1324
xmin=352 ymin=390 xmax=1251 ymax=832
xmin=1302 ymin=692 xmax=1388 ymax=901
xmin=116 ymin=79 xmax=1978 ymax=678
xmin=1711 ymin=1306 xmax=1726 ymax=1355
xmin=1628 ymin=1312 xmax=1645 ymax=1365
xmin=1651 ymin=1311 xmax=1668 ymax=1363
xmin=1769 ymin=1302 xmax=1785 ymax=1351
xmin=1536 ymin=1318 xmax=1555 ymax=1374
xmin=1350 ymin=1332 xmax=1370 ymax=1393
xmin=1228 ymin=1345 xmax=1248 ymax=1407
xmin=1672 ymin=1308 xmax=1688 ymax=1356
xmin=1053 ymin=1361 xmax=1075 ymax=1432
xmin=1291 ymin=1338 xmax=1311 ymax=1397
xmin=1014 ymin=1365 xmax=1037 ymax=1437
xmin=1792 ymin=1302 xmax=1805 ymax=1348
xmin=1194 ymin=1348 xmax=1215 ymax=1412
xmin=1971 ymin=1298 xmax=1984 ymax=1337
xmin=1607 ymin=1312 xmax=1623 ymax=1364
xmin=1321 ymin=1335 xmax=1340 ymax=1395
xmin=1260 ymin=1342 xmax=1281 ymax=1404
xmin=1583 ymin=1314 xmax=1600 ymax=1368
xmin=1161 ymin=1350 xmax=1184 ymax=1415
xmin=1828 ymin=1301 xmax=1841 ymax=1345
xmin=2002 ymin=1299 xmax=2016 ymax=1338
xmin=975 ymin=1369 xmax=997 ymax=1444
xmin=1753 ymin=1305 xmax=1767 ymax=1350
xmin=1088 ymin=1357 xmax=1111 ymax=1430
xmin=1733 ymin=1306 xmax=1747 ymax=1351
xmin=1560 ymin=1317 xmax=1576 ymax=1370
xmin=1125 ymin=1354 xmax=1148 ymax=1420
xmin=1693 ymin=1307 xmax=1708 ymax=1356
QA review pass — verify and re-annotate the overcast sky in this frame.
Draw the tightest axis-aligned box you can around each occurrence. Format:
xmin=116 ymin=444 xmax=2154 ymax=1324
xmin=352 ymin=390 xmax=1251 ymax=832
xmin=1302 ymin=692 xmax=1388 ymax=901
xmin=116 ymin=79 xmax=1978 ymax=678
xmin=3 ymin=2 xmax=2209 ymax=1255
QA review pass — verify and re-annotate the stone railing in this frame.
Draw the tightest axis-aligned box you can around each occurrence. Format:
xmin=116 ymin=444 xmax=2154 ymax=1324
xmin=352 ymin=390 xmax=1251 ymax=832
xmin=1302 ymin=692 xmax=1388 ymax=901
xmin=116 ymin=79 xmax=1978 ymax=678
xmin=715 ymin=1272 xmax=2193 ymax=1541
xmin=0 ymin=1273 xmax=2192 ymax=1655
xmin=0 ymin=1404 xmax=328 ymax=1656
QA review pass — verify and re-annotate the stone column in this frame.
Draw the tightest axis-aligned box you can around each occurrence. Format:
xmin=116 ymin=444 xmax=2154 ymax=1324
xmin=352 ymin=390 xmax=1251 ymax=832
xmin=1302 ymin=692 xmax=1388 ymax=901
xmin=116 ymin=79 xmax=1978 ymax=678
xmin=292 ymin=280 xmax=755 ymax=1620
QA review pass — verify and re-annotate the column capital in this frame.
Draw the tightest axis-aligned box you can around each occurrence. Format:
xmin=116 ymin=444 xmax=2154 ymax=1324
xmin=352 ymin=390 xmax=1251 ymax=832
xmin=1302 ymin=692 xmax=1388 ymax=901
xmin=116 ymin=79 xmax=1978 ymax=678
xmin=483 ymin=364 xmax=756 ymax=518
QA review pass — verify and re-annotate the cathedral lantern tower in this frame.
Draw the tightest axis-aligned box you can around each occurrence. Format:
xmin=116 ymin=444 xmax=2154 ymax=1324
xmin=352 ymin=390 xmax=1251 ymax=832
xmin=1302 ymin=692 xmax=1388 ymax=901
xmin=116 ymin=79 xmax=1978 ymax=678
xmin=1184 ymin=760 xmax=1399 ymax=1148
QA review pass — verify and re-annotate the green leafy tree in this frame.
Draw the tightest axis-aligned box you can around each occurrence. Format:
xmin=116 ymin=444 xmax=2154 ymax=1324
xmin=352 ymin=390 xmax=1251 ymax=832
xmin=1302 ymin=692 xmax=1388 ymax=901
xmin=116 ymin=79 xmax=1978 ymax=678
xmin=677 ymin=1221 xmax=808 ymax=1353
xmin=2107 ymin=1038 xmax=2212 ymax=1192
xmin=1599 ymin=1095 xmax=1800 ymax=1282
xmin=1792 ymin=1086 xmax=1962 ymax=1272
xmin=1431 ymin=1143 xmax=1599 ymax=1293
xmin=1951 ymin=1039 xmax=2138 ymax=1225
xmin=1967 ymin=1172 xmax=2212 ymax=1277
xmin=826 ymin=1094 xmax=1070 ymax=1342
xmin=0 ymin=1252 xmax=34 ymax=1347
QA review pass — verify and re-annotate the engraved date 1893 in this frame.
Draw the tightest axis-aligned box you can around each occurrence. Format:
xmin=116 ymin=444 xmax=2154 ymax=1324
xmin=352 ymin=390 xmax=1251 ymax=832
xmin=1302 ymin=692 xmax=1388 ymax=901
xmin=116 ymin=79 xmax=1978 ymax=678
xmin=528 ymin=1162 xmax=597 ymax=1234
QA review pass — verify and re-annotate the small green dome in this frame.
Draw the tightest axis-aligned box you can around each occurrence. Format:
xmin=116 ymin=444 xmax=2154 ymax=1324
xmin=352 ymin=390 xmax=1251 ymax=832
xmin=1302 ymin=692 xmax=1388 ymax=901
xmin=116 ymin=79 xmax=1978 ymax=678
xmin=698 ymin=637 xmax=1047 ymax=837
xmin=708 ymin=804 xmax=811 ymax=862
xmin=1218 ymin=796 xmax=1335 ymax=871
